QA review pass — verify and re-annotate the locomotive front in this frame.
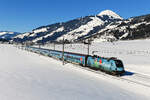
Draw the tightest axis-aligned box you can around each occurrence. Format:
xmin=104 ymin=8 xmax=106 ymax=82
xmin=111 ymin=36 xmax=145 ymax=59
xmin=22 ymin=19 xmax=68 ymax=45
xmin=112 ymin=59 xmax=125 ymax=75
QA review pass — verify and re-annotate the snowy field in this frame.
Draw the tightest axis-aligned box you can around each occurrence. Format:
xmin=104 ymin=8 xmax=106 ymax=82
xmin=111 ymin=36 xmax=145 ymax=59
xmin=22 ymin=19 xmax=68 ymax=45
xmin=0 ymin=41 xmax=150 ymax=100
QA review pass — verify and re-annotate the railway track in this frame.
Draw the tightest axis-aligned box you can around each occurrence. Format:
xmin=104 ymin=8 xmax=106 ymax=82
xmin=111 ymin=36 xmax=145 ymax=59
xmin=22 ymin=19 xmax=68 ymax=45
xmin=73 ymin=64 xmax=150 ymax=88
xmin=121 ymin=73 xmax=150 ymax=87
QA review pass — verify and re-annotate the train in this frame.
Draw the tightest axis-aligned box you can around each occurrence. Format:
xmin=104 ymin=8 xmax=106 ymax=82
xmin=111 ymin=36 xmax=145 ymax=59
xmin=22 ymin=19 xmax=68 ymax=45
xmin=25 ymin=46 xmax=125 ymax=75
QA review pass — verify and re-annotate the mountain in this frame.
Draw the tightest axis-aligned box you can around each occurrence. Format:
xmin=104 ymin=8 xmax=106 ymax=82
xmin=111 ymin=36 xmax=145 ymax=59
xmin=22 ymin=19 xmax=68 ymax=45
xmin=0 ymin=31 xmax=21 ymax=40
xmin=13 ymin=10 xmax=123 ymax=43
xmin=13 ymin=10 xmax=150 ymax=44
xmin=90 ymin=14 xmax=150 ymax=42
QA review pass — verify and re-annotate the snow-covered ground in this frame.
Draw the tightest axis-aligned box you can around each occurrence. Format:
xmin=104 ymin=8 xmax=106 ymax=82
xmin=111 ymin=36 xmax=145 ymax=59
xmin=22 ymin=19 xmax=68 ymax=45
xmin=0 ymin=41 xmax=150 ymax=100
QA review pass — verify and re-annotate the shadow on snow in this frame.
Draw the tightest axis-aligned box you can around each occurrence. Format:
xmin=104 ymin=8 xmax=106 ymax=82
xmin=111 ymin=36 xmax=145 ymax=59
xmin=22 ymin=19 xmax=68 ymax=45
xmin=121 ymin=71 xmax=135 ymax=76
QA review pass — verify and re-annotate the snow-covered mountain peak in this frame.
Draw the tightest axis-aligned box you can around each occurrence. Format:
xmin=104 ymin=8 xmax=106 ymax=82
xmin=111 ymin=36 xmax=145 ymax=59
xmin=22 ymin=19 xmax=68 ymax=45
xmin=98 ymin=10 xmax=123 ymax=20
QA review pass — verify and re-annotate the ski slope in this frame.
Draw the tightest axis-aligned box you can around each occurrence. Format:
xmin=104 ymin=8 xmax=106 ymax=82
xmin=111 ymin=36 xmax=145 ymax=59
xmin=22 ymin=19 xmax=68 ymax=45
xmin=0 ymin=44 xmax=150 ymax=100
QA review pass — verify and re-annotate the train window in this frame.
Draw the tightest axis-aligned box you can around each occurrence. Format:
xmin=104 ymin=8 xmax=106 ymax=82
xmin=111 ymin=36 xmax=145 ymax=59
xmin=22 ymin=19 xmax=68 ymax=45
xmin=115 ymin=60 xmax=124 ymax=68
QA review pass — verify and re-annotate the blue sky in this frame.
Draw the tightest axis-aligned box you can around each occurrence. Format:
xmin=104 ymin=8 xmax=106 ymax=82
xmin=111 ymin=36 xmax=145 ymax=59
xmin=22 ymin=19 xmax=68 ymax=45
xmin=0 ymin=0 xmax=150 ymax=32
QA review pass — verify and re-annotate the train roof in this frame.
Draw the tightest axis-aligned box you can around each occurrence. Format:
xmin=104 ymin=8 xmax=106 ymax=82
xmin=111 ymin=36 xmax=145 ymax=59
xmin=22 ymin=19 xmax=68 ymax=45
xmin=41 ymin=48 xmax=88 ymax=56
xmin=30 ymin=46 xmax=119 ymax=60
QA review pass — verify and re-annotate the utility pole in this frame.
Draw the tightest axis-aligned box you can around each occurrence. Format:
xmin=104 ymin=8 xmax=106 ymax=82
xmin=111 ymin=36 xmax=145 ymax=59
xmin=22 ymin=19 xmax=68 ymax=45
xmin=87 ymin=39 xmax=90 ymax=55
xmin=62 ymin=37 xmax=65 ymax=65
xmin=39 ymin=43 xmax=41 ymax=49
xmin=48 ymin=41 xmax=51 ymax=55
xmin=54 ymin=42 xmax=55 ymax=50
xmin=21 ymin=42 xmax=24 ymax=50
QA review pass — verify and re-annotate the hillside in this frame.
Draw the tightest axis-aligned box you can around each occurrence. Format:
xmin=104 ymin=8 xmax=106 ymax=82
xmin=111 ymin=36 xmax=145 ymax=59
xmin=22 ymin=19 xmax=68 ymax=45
xmin=91 ymin=14 xmax=150 ymax=42
xmin=13 ymin=10 xmax=150 ymax=44
xmin=13 ymin=10 xmax=123 ymax=43
xmin=0 ymin=31 xmax=21 ymax=40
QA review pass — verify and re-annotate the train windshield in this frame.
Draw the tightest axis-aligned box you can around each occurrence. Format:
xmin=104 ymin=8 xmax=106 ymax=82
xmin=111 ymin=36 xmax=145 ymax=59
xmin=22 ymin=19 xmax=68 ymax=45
xmin=115 ymin=60 xmax=124 ymax=68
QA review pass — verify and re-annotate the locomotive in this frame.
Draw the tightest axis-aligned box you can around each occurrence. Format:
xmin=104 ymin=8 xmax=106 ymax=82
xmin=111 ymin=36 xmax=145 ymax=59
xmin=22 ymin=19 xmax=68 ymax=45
xmin=25 ymin=46 xmax=125 ymax=75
